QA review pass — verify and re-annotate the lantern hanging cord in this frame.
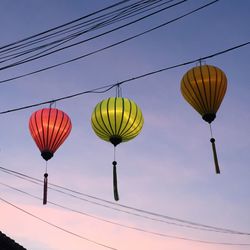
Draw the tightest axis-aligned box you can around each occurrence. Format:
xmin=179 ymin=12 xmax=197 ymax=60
xmin=116 ymin=84 xmax=122 ymax=97
xmin=113 ymin=146 xmax=116 ymax=162
xmin=197 ymin=58 xmax=206 ymax=67
xmin=0 ymin=41 xmax=250 ymax=115
xmin=49 ymin=101 xmax=56 ymax=109
xmin=209 ymin=123 xmax=213 ymax=138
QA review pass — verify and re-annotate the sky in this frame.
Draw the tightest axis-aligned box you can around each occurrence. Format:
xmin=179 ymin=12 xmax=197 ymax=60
xmin=0 ymin=0 xmax=250 ymax=249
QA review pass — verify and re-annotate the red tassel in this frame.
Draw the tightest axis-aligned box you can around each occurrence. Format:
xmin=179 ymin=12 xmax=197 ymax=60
xmin=43 ymin=173 xmax=48 ymax=205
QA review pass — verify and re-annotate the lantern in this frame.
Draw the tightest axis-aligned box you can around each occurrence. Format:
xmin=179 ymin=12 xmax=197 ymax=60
xmin=29 ymin=108 xmax=72 ymax=204
xmin=91 ymin=97 xmax=144 ymax=201
xmin=181 ymin=64 xmax=227 ymax=174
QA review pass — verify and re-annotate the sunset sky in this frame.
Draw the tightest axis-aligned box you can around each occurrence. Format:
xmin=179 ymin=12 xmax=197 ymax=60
xmin=0 ymin=0 xmax=250 ymax=249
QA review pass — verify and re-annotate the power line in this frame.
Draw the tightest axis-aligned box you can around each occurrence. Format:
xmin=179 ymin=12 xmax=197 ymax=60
xmin=1 ymin=194 xmax=250 ymax=246
xmin=1 ymin=165 xmax=250 ymax=236
xmin=0 ymin=196 xmax=118 ymax=250
xmin=0 ymin=0 xmax=171 ymax=63
xmin=0 ymin=0 xmax=187 ymax=71
xmin=0 ymin=179 xmax=232 ymax=235
xmin=0 ymin=182 xmax=229 ymax=239
xmin=0 ymin=0 xmax=130 ymax=51
xmin=0 ymin=40 xmax=249 ymax=115
xmin=0 ymin=0 xmax=219 ymax=85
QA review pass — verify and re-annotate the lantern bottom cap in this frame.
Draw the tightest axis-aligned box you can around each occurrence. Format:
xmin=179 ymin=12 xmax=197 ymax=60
xmin=202 ymin=113 xmax=216 ymax=123
xmin=41 ymin=151 xmax=54 ymax=161
xmin=110 ymin=136 xmax=122 ymax=146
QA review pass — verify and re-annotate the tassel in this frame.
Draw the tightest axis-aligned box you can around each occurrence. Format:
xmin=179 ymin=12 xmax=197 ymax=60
xmin=112 ymin=161 xmax=119 ymax=201
xmin=210 ymin=138 xmax=220 ymax=174
xmin=43 ymin=173 xmax=48 ymax=205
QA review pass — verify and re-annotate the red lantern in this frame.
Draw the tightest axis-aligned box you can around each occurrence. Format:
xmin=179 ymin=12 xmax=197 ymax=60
xmin=29 ymin=108 xmax=72 ymax=204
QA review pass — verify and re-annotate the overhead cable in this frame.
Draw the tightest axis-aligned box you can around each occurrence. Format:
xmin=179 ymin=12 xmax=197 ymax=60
xmin=1 ymin=195 xmax=250 ymax=246
xmin=0 ymin=40 xmax=249 ymax=115
xmin=0 ymin=0 xmax=130 ymax=51
xmin=0 ymin=196 xmax=118 ymax=250
xmin=0 ymin=0 xmax=187 ymax=70
xmin=0 ymin=0 xmax=171 ymax=62
xmin=0 ymin=0 xmax=218 ymax=84
xmin=1 ymin=165 xmax=250 ymax=236
xmin=0 ymin=182 xmax=230 ymax=239
xmin=0 ymin=175 xmax=234 ymax=234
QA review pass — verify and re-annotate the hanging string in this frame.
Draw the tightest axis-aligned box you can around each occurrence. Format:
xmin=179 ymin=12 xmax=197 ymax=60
xmin=112 ymin=146 xmax=119 ymax=201
xmin=49 ymin=101 xmax=56 ymax=109
xmin=209 ymin=124 xmax=220 ymax=174
xmin=197 ymin=58 xmax=206 ymax=67
xmin=116 ymin=84 xmax=122 ymax=97
xmin=209 ymin=123 xmax=213 ymax=138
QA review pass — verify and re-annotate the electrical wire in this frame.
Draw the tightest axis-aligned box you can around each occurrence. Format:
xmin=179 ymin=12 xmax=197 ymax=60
xmin=0 ymin=182 xmax=231 ymax=239
xmin=0 ymin=40 xmax=249 ymax=115
xmin=5 ymin=0 xmax=175 ymax=63
xmin=0 ymin=169 xmax=230 ymax=233
xmin=0 ymin=0 xmax=170 ymax=61
xmin=0 ymin=0 xmax=169 ymax=62
xmin=0 ymin=0 xmax=187 ymax=70
xmin=0 ymin=196 xmax=118 ymax=250
xmin=1 ymin=192 xmax=250 ymax=246
xmin=0 ymin=0 xmax=130 ymax=52
xmin=1 ymin=165 xmax=250 ymax=236
xmin=0 ymin=0 xmax=218 ymax=84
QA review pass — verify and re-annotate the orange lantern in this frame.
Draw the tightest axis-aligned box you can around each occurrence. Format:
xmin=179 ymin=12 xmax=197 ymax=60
xmin=29 ymin=108 xmax=72 ymax=204
xmin=181 ymin=64 xmax=227 ymax=174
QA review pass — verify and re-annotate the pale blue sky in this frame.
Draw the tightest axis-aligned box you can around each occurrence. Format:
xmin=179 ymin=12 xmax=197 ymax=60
xmin=0 ymin=1 xmax=250 ymax=249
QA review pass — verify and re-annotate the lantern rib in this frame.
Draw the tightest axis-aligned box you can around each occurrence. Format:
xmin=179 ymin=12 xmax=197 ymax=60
xmin=51 ymin=113 xmax=70 ymax=153
xmin=114 ymin=97 xmax=117 ymax=135
xmin=49 ymin=111 xmax=65 ymax=152
xmin=184 ymin=72 xmax=205 ymax=113
xmin=191 ymin=68 xmax=208 ymax=114
xmin=47 ymin=109 xmax=59 ymax=152
xmin=118 ymin=99 xmax=133 ymax=136
xmin=41 ymin=109 xmax=48 ymax=150
xmin=211 ymin=66 xmax=218 ymax=112
xmin=122 ymin=111 xmax=143 ymax=139
xmin=93 ymin=129 xmax=109 ymax=141
xmin=91 ymin=117 xmax=110 ymax=140
xmin=93 ymin=104 xmax=111 ymax=138
xmin=208 ymin=65 xmax=212 ymax=112
xmin=99 ymin=100 xmax=114 ymax=136
xmin=218 ymin=73 xmax=227 ymax=112
xmin=34 ymin=111 xmax=45 ymax=151
xmin=106 ymin=98 xmax=115 ymax=136
xmin=181 ymin=83 xmax=202 ymax=114
xmin=34 ymin=112 xmax=44 ymax=151
xmin=181 ymin=78 xmax=203 ymax=113
xmin=45 ymin=108 xmax=52 ymax=151
xmin=182 ymin=74 xmax=205 ymax=114
xmin=120 ymin=100 xmax=138 ymax=137
xmin=116 ymin=98 xmax=125 ymax=136
xmin=214 ymin=70 xmax=225 ymax=113
xmin=29 ymin=115 xmax=43 ymax=151
xmin=199 ymin=66 xmax=210 ymax=113
xmin=52 ymin=122 xmax=71 ymax=153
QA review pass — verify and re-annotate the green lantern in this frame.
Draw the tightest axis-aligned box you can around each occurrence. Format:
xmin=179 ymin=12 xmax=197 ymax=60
xmin=91 ymin=97 xmax=144 ymax=201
